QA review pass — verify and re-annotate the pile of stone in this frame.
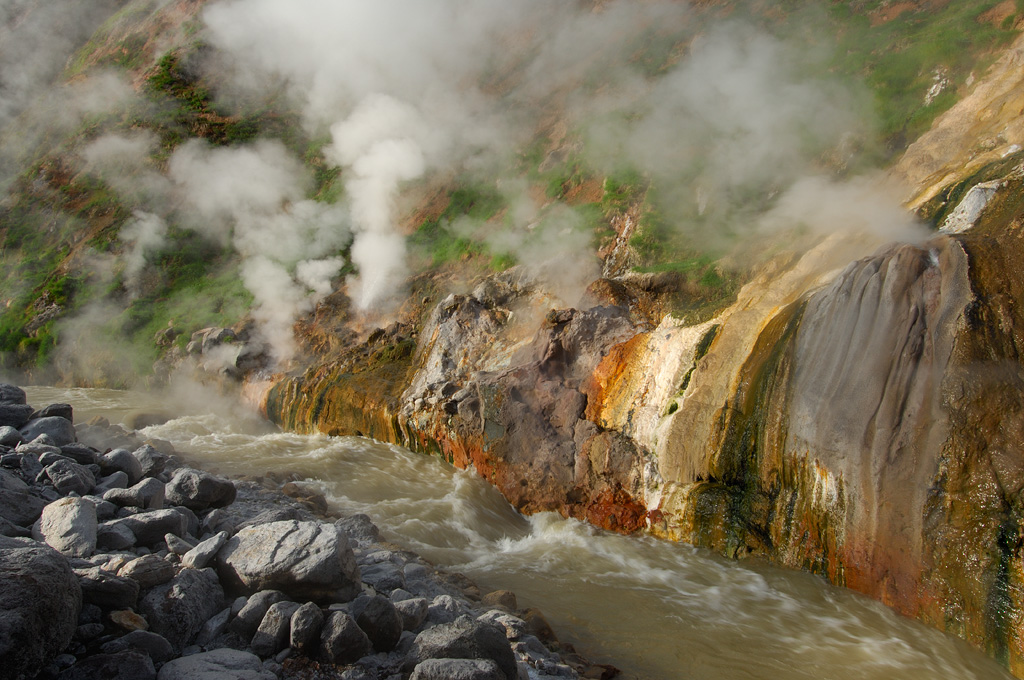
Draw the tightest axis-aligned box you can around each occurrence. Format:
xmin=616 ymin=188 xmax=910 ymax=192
xmin=0 ymin=384 xmax=608 ymax=680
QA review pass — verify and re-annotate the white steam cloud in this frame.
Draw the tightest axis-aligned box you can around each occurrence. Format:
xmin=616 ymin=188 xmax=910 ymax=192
xmin=25 ymin=0 xmax=918 ymax=378
xmin=82 ymin=134 xmax=350 ymax=364
xmin=0 ymin=0 xmax=138 ymax=192
xmin=200 ymin=0 xmax=887 ymax=313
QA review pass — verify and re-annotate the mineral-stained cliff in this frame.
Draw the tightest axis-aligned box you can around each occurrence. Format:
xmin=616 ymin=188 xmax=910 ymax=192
xmin=265 ymin=204 xmax=1024 ymax=671
xmin=260 ymin=16 xmax=1024 ymax=680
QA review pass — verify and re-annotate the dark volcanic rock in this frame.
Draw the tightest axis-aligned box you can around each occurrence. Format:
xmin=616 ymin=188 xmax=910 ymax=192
xmin=77 ymin=567 xmax=140 ymax=610
xmin=0 ymin=403 xmax=34 ymax=429
xmin=0 ymin=469 xmax=46 ymax=526
xmin=157 ymin=648 xmax=275 ymax=680
xmin=139 ymin=567 xmax=224 ymax=652
xmin=0 ymin=536 xmax=82 ymax=680
xmin=20 ymin=416 xmax=76 ymax=446
xmin=356 ymin=594 xmax=403 ymax=652
xmin=405 ymin=616 xmax=518 ymax=680
xmin=32 ymin=403 xmax=73 ymax=423
xmin=319 ymin=610 xmax=372 ymax=665
xmin=0 ymin=384 xmax=26 ymax=405
xmin=289 ymin=601 xmax=324 ymax=654
xmin=58 ymin=650 xmax=155 ymax=680
xmin=230 ymin=589 xmax=287 ymax=640
xmin=250 ymin=600 xmax=300 ymax=658
xmin=409 ymin=658 xmax=505 ymax=680
xmin=44 ymin=459 xmax=96 ymax=496
xmin=165 ymin=467 xmax=236 ymax=512
xmin=100 ymin=630 xmax=174 ymax=665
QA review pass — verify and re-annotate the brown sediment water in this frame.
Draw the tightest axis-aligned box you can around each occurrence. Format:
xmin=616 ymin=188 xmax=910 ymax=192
xmin=28 ymin=386 xmax=1014 ymax=680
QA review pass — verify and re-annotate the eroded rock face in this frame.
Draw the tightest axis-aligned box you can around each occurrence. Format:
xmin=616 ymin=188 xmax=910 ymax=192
xmin=260 ymin=226 xmax=1024 ymax=675
xmin=217 ymin=520 xmax=361 ymax=602
xmin=0 ymin=536 xmax=82 ymax=679
xmin=269 ymin=272 xmax=647 ymax=532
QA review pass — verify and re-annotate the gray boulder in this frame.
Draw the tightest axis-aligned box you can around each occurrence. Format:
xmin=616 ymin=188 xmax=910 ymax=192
xmin=102 ymin=449 xmax=144 ymax=486
xmin=289 ymin=601 xmax=324 ymax=655
xmin=117 ymin=554 xmax=175 ymax=589
xmin=172 ymin=505 xmax=200 ymax=537
xmin=96 ymin=470 xmax=129 ymax=492
xmin=410 ymin=659 xmax=505 ymax=680
xmin=405 ymin=616 xmax=518 ymax=680
xmin=104 ymin=477 xmax=166 ymax=510
xmin=0 ymin=403 xmax=34 ymax=429
xmin=113 ymin=508 xmax=188 ymax=546
xmin=84 ymin=495 xmax=118 ymax=520
xmin=361 ymin=561 xmax=406 ymax=593
xmin=165 ymin=533 xmax=195 ymax=556
xmin=218 ymin=520 xmax=360 ymax=603
xmin=182 ymin=530 xmax=227 ymax=570
xmin=59 ymin=444 xmax=98 ymax=466
xmin=0 ymin=515 xmax=30 ymax=537
xmin=135 ymin=477 xmax=166 ymax=509
xmin=165 ymin=468 xmax=236 ymax=512
xmin=250 ymin=601 xmax=300 ymax=658
xmin=45 ymin=459 xmax=96 ymax=496
xmin=76 ymin=567 xmax=140 ymax=610
xmin=156 ymin=648 xmax=275 ymax=680
xmin=335 ymin=513 xmax=382 ymax=544
xmin=0 ymin=426 xmax=22 ymax=447
xmin=20 ymin=416 xmax=76 ymax=446
xmin=100 ymin=630 xmax=175 ymax=665
xmin=139 ymin=568 xmax=224 ymax=652
xmin=132 ymin=444 xmax=167 ymax=478
xmin=396 ymin=597 xmax=430 ymax=631
xmin=428 ymin=595 xmax=467 ymax=625
xmin=0 ymin=536 xmax=81 ymax=680
xmin=58 ymin=650 xmax=155 ymax=680
xmin=0 ymin=469 xmax=46 ymax=526
xmin=194 ymin=607 xmax=231 ymax=647
xmin=0 ymin=384 xmax=26 ymax=404
xmin=35 ymin=497 xmax=97 ymax=557
xmin=230 ymin=590 xmax=287 ymax=640
xmin=356 ymin=594 xmax=403 ymax=652
xmin=97 ymin=520 xmax=137 ymax=551
xmin=33 ymin=403 xmax=73 ymax=422
xmin=319 ymin=610 xmax=372 ymax=665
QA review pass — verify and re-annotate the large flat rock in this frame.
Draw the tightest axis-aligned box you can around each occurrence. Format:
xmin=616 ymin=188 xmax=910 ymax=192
xmin=217 ymin=520 xmax=360 ymax=603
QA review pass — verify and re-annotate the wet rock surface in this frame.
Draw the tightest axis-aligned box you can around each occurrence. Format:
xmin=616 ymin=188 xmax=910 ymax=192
xmin=0 ymin=385 xmax=598 ymax=680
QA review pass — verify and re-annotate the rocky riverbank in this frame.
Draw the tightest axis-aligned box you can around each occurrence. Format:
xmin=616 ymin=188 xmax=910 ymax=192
xmin=0 ymin=384 xmax=611 ymax=680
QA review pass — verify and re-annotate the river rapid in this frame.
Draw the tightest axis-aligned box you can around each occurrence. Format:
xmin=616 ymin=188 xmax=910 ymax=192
xmin=26 ymin=385 xmax=1013 ymax=680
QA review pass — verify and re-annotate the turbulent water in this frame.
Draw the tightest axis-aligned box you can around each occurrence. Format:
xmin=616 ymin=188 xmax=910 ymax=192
xmin=28 ymin=386 xmax=1013 ymax=680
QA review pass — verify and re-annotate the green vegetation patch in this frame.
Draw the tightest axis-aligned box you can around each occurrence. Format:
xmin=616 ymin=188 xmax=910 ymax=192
xmin=410 ymin=184 xmax=507 ymax=267
xmin=824 ymin=0 xmax=1020 ymax=152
